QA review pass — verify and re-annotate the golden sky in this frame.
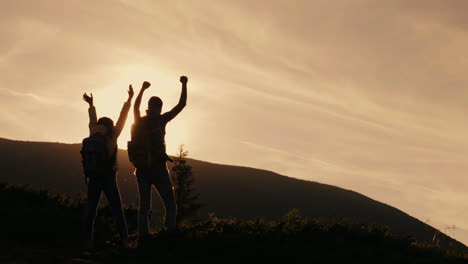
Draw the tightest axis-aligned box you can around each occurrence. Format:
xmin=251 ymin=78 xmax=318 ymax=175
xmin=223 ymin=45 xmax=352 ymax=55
xmin=1 ymin=0 xmax=467 ymax=244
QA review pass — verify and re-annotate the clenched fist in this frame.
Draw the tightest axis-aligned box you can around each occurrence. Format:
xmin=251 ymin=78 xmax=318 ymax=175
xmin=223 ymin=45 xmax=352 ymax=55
xmin=142 ymin=81 xmax=151 ymax=89
xmin=180 ymin=76 xmax=188 ymax=84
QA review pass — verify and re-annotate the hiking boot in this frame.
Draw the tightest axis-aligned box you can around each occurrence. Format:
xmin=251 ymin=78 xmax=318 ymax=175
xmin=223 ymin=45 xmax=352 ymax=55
xmin=137 ymin=234 xmax=153 ymax=249
xmin=120 ymin=238 xmax=129 ymax=249
xmin=81 ymin=240 xmax=96 ymax=257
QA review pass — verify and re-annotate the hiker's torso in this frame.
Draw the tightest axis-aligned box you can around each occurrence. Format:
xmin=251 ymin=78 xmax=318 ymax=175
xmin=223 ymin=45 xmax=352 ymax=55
xmin=138 ymin=114 xmax=170 ymax=151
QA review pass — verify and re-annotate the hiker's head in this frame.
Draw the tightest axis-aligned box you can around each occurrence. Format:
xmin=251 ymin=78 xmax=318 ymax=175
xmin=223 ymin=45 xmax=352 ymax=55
xmin=147 ymin=96 xmax=163 ymax=115
xmin=97 ymin=117 xmax=114 ymax=136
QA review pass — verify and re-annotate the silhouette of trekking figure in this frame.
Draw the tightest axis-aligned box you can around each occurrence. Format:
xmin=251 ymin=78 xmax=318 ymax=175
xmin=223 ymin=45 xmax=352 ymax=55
xmin=128 ymin=76 xmax=187 ymax=237
xmin=81 ymin=86 xmax=134 ymax=249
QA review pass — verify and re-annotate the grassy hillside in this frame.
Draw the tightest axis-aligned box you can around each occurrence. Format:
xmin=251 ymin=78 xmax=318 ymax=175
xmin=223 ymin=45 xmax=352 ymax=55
xmin=0 ymin=137 xmax=465 ymax=251
xmin=1 ymin=184 xmax=466 ymax=263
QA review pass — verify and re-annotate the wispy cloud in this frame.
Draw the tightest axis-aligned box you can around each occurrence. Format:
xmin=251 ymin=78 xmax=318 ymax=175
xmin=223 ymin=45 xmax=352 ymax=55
xmin=0 ymin=88 xmax=52 ymax=104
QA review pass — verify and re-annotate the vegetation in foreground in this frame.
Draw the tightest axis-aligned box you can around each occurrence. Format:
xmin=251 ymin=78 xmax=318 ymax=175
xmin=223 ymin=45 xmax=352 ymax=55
xmin=1 ymin=184 xmax=466 ymax=263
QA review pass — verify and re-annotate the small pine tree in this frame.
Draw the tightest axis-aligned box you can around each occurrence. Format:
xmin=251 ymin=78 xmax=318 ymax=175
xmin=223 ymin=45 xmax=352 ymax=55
xmin=170 ymin=145 xmax=202 ymax=226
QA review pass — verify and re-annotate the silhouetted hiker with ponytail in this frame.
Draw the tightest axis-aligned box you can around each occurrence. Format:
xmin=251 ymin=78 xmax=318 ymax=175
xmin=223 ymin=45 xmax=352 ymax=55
xmin=128 ymin=76 xmax=188 ymax=239
xmin=81 ymin=86 xmax=134 ymax=250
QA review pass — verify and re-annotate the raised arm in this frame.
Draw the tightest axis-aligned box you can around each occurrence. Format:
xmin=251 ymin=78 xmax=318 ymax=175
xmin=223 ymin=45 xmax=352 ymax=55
xmin=163 ymin=76 xmax=188 ymax=122
xmin=83 ymin=93 xmax=97 ymax=134
xmin=114 ymin=85 xmax=134 ymax=138
xmin=134 ymin=81 xmax=151 ymax=120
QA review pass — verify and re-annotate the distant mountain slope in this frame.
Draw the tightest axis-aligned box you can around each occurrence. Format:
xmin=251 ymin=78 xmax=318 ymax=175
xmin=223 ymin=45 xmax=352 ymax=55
xmin=0 ymin=138 xmax=465 ymax=250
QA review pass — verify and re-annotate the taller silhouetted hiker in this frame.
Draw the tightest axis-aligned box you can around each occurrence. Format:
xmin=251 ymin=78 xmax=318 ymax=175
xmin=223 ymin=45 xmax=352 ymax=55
xmin=81 ymin=86 xmax=134 ymax=249
xmin=128 ymin=76 xmax=188 ymax=238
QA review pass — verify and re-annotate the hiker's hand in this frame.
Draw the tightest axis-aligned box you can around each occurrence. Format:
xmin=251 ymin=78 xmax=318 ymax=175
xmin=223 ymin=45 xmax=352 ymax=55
xmin=83 ymin=93 xmax=93 ymax=106
xmin=180 ymin=76 xmax=188 ymax=85
xmin=128 ymin=85 xmax=134 ymax=99
xmin=142 ymin=81 xmax=151 ymax=90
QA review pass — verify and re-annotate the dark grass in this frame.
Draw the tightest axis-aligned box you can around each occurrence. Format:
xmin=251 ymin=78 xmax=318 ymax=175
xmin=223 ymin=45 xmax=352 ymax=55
xmin=129 ymin=215 xmax=467 ymax=263
xmin=1 ymin=183 xmax=466 ymax=264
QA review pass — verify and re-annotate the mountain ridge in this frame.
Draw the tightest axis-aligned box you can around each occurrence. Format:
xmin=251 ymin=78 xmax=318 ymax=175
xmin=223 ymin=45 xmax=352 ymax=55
xmin=0 ymin=137 xmax=465 ymax=250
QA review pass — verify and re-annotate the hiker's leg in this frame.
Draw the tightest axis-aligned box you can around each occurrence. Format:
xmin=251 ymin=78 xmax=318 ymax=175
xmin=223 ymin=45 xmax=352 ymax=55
xmin=136 ymin=168 xmax=152 ymax=236
xmin=102 ymin=174 xmax=129 ymax=242
xmin=153 ymin=164 xmax=177 ymax=230
xmin=84 ymin=179 xmax=102 ymax=243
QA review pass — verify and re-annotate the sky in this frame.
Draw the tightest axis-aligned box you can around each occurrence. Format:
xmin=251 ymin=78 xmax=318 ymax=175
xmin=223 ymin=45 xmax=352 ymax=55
xmin=1 ymin=0 xmax=467 ymax=244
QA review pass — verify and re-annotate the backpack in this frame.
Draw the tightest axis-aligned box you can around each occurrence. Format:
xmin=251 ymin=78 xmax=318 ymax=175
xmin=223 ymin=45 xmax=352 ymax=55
xmin=128 ymin=116 xmax=172 ymax=169
xmin=80 ymin=133 xmax=116 ymax=178
xmin=127 ymin=119 xmax=150 ymax=168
